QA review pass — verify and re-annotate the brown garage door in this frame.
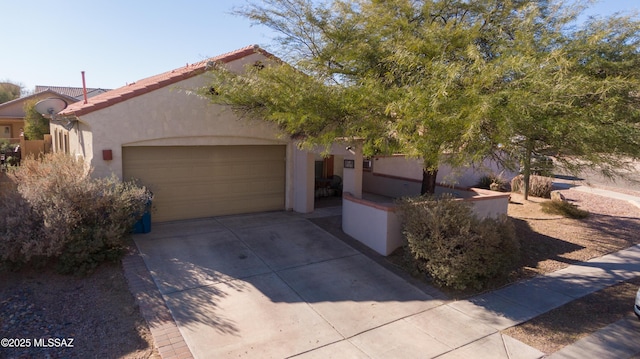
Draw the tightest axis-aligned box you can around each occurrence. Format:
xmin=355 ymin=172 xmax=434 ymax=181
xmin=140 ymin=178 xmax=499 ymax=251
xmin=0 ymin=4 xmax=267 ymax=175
xmin=122 ymin=145 xmax=286 ymax=222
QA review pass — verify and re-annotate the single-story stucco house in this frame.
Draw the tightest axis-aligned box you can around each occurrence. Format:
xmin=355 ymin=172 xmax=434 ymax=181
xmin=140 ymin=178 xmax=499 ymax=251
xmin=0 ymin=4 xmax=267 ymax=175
xmin=55 ymin=45 xmax=365 ymax=223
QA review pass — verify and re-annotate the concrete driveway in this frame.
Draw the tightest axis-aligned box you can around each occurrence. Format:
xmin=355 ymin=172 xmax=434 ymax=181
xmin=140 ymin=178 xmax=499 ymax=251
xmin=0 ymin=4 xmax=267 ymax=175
xmin=134 ymin=211 xmax=543 ymax=359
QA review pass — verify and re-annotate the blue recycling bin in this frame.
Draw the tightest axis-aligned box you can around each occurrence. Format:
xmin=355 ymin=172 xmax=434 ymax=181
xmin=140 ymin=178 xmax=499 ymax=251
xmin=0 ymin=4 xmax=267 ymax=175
xmin=132 ymin=211 xmax=151 ymax=234
xmin=132 ymin=197 xmax=152 ymax=234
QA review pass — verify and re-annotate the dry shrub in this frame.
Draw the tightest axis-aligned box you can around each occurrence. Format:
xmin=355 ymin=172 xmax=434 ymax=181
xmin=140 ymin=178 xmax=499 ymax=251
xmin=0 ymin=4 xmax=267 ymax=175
xmin=0 ymin=191 xmax=46 ymax=265
xmin=476 ymin=173 xmax=509 ymax=192
xmin=511 ymin=174 xmax=553 ymax=198
xmin=398 ymin=195 xmax=519 ymax=290
xmin=0 ymin=153 xmax=151 ymax=274
xmin=541 ymin=200 xmax=589 ymax=219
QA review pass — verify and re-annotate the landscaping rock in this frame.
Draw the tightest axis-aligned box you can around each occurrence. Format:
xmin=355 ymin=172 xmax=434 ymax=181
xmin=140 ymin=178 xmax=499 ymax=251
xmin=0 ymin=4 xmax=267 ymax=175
xmin=551 ymin=190 xmax=566 ymax=202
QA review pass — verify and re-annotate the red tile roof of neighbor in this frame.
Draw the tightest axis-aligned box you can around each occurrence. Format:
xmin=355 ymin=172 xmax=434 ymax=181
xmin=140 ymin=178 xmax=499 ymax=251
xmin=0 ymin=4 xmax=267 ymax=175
xmin=60 ymin=45 xmax=274 ymax=117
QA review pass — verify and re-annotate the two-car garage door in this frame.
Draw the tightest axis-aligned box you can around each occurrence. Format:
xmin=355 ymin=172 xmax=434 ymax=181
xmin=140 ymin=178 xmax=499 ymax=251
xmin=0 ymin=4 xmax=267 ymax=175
xmin=122 ymin=145 xmax=286 ymax=222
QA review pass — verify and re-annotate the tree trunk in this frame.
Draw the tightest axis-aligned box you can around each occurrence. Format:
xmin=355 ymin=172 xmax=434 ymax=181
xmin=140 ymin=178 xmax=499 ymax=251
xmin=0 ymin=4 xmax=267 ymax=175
xmin=522 ymin=141 xmax=533 ymax=201
xmin=421 ymin=168 xmax=438 ymax=195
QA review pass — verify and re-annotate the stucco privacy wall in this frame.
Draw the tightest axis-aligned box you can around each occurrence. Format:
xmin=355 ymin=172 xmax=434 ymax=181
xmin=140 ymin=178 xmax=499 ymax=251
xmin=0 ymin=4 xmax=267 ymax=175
xmin=342 ymin=193 xmax=403 ymax=256
xmin=370 ymin=155 xmax=517 ymax=188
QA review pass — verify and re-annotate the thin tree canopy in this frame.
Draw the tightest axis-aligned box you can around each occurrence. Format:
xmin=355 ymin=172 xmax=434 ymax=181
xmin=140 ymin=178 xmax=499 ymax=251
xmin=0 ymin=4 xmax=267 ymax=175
xmin=203 ymin=0 xmax=640 ymax=196
xmin=0 ymin=82 xmax=21 ymax=104
xmin=23 ymin=101 xmax=49 ymax=140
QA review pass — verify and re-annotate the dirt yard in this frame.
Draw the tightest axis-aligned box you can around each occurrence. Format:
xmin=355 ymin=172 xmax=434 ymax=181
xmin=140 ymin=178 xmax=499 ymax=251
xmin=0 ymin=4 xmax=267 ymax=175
xmin=0 ymin=247 xmax=159 ymax=358
xmin=508 ymin=189 xmax=640 ymax=279
xmin=502 ymin=188 xmax=640 ymax=354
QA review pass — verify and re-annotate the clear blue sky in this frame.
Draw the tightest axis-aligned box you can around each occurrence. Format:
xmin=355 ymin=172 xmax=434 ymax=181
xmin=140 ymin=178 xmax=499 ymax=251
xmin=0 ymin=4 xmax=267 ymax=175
xmin=2 ymin=0 xmax=638 ymax=93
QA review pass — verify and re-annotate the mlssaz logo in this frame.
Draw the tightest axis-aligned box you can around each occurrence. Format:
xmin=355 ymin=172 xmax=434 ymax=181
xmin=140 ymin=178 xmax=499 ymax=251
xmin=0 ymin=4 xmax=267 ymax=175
xmin=34 ymin=338 xmax=74 ymax=348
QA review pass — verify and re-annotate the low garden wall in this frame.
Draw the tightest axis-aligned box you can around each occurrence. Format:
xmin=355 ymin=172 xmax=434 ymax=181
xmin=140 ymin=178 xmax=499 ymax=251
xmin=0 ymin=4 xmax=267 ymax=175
xmin=342 ymin=185 xmax=510 ymax=256
xmin=342 ymin=193 xmax=403 ymax=256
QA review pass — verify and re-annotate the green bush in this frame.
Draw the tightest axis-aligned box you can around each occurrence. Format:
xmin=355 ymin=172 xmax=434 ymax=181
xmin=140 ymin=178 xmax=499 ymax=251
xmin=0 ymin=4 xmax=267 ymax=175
xmin=398 ymin=195 xmax=519 ymax=291
xmin=510 ymin=174 xmax=553 ymax=198
xmin=0 ymin=153 xmax=151 ymax=274
xmin=0 ymin=139 xmax=12 ymax=152
xmin=541 ymin=200 xmax=589 ymax=219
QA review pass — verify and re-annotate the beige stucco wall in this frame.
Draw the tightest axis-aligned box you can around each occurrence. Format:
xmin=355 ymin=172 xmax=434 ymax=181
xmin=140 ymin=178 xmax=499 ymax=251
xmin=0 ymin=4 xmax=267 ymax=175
xmin=87 ymin=54 xmax=285 ymax=178
xmin=371 ymin=155 xmax=518 ymax=188
xmin=342 ymin=193 xmax=403 ymax=256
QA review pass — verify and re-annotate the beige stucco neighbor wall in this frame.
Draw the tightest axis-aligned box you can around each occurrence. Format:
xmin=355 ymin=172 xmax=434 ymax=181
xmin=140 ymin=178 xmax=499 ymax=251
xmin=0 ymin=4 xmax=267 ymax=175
xmin=370 ymin=155 xmax=518 ymax=188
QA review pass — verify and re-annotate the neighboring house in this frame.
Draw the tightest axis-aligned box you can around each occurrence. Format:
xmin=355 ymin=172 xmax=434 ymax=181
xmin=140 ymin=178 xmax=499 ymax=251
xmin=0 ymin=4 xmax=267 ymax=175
xmin=0 ymin=86 xmax=109 ymax=143
xmin=0 ymin=90 xmax=75 ymax=143
xmin=35 ymin=86 xmax=110 ymax=102
xmin=55 ymin=45 xmax=364 ymax=223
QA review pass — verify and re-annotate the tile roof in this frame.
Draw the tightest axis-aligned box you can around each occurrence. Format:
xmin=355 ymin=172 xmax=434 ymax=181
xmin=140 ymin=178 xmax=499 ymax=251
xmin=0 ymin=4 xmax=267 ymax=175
xmin=0 ymin=89 xmax=77 ymax=111
xmin=35 ymin=86 xmax=110 ymax=100
xmin=60 ymin=45 xmax=273 ymax=117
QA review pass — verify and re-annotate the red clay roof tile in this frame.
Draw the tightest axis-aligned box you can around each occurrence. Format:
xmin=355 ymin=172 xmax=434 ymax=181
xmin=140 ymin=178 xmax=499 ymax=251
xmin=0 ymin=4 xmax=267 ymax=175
xmin=60 ymin=45 xmax=273 ymax=117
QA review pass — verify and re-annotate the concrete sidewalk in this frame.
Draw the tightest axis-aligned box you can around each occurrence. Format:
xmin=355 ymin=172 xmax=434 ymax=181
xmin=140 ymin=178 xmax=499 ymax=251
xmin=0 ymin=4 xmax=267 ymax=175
xmin=547 ymin=315 xmax=640 ymax=359
xmin=571 ymin=185 xmax=640 ymax=209
xmin=448 ymin=244 xmax=640 ymax=358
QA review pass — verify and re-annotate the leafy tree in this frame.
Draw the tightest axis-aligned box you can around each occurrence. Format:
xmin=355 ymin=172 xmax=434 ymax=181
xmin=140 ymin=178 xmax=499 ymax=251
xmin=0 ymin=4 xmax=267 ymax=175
xmin=23 ymin=100 xmax=49 ymax=140
xmin=485 ymin=6 xmax=640 ymax=199
xmin=0 ymin=82 xmax=21 ymax=104
xmin=204 ymin=0 xmax=640 ymax=197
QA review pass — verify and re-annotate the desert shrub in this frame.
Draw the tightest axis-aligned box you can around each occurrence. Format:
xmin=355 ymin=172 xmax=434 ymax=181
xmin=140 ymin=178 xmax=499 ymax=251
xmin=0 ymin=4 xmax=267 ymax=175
xmin=0 ymin=139 xmax=12 ymax=153
xmin=530 ymin=155 xmax=554 ymax=177
xmin=476 ymin=173 xmax=508 ymax=192
xmin=398 ymin=195 xmax=519 ymax=290
xmin=0 ymin=191 xmax=47 ymax=266
xmin=541 ymin=200 xmax=589 ymax=219
xmin=510 ymin=174 xmax=553 ymax=198
xmin=0 ymin=153 xmax=151 ymax=274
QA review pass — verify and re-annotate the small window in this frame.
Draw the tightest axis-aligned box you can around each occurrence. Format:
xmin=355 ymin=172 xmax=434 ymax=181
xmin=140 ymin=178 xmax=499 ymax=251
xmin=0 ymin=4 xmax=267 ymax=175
xmin=58 ymin=131 xmax=63 ymax=152
xmin=0 ymin=126 xmax=11 ymax=139
xmin=64 ymin=133 xmax=69 ymax=154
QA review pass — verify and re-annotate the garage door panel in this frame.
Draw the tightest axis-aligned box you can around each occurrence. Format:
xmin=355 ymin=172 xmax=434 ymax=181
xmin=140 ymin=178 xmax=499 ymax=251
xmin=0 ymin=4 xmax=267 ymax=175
xmin=123 ymin=145 xmax=286 ymax=222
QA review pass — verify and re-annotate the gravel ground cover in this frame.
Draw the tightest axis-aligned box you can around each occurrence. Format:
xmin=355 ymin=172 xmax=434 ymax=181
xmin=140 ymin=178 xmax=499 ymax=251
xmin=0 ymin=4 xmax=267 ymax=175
xmin=509 ymin=189 xmax=640 ymax=278
xmin=502 ymin=188 xmax=640 ymax=354
xmin=0 ymin=249 xmax=159 ymax=359
xmin=503 ymin=277 xmax=640 ymax=354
